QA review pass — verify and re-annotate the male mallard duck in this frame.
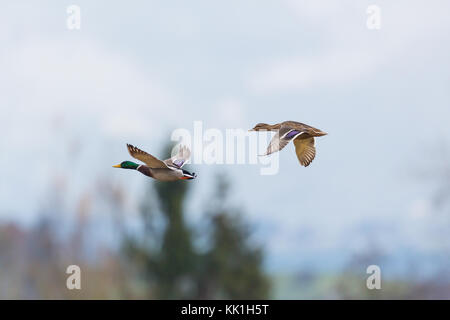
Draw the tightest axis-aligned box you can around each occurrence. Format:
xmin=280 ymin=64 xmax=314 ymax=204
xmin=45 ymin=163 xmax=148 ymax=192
xmin=249 ymin=121 xmax=327 ymax=167
xmin=113 ymin=144 xmax=196 ymax=181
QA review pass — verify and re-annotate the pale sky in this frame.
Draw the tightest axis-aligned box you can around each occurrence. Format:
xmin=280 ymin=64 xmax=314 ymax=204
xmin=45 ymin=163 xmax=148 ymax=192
xmin=1 ymin=1 xmax=450 ymax=274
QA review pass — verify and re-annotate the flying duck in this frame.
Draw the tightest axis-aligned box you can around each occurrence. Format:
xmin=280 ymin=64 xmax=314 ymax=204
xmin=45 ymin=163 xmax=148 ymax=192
xmin=249 ymin=121 xmax=327 ymax=167
xmin=113 ymin=144 xmax=196 ymax=181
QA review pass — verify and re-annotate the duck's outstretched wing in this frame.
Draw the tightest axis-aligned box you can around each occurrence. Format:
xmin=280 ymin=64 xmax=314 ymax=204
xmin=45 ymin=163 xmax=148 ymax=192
xmin=126 ymin=144 xmax=167 ymax=168
xmin=262 ymin=125 xmax=305 ymax=156
xmin=164 ymin=145 xmax=191 ymax=168
xmin=293 ymin=137 xmax=316 ymax=167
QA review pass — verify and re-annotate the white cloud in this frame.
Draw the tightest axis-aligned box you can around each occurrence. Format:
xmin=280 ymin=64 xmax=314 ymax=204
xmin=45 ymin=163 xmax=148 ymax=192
xmin=247 ymin=0 xmax=450 ymax=93
xmin=248 ymin=49 xmax=382 ymax=92
xmin=409 ymin=198 xmax=431 ymax=220
xmin=1 ymin=38 xmax=175 ymax=139
xmin=213 ymin=97 xmax=247 ymax=127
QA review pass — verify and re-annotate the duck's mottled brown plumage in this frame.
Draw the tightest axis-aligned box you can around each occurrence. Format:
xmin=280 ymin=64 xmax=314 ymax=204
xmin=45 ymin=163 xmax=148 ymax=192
xmin=250 ymin=121 xmax=327 ymax=167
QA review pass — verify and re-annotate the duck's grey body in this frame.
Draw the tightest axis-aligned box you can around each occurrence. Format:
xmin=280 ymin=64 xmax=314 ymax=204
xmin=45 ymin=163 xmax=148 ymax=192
xmin=137 ymin=165 xmax=185 ymax=181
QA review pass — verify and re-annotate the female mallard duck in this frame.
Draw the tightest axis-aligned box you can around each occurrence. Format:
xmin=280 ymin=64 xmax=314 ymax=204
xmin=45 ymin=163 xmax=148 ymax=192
xmin=113 ymin=144 xmax=196 ymax=181
xmin=249 ymin=121 xmax=327 ymax=167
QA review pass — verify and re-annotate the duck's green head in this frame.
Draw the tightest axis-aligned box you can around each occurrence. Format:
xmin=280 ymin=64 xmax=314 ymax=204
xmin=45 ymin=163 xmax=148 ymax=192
xmin=112 ymin=161 xmax=139 ymax=170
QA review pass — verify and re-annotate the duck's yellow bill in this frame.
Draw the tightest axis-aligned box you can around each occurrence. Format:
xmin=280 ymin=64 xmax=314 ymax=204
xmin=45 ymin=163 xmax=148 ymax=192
xmin=112 ymin=164 xmax=121 ymax=168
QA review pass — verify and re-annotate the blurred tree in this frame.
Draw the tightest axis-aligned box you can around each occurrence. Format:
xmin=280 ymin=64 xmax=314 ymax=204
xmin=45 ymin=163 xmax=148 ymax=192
xmin=197 ymin=177 xmax=270 ymax=299
xmin=123 ymin=143 xmax=270 ymax=299
xmin=147 ymin=153 xmax=198 ymax=299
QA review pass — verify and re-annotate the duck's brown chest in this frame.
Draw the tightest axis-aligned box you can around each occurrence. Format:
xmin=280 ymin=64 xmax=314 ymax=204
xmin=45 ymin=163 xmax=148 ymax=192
xmin=137 ymin=165 xmax=153 ymax=178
